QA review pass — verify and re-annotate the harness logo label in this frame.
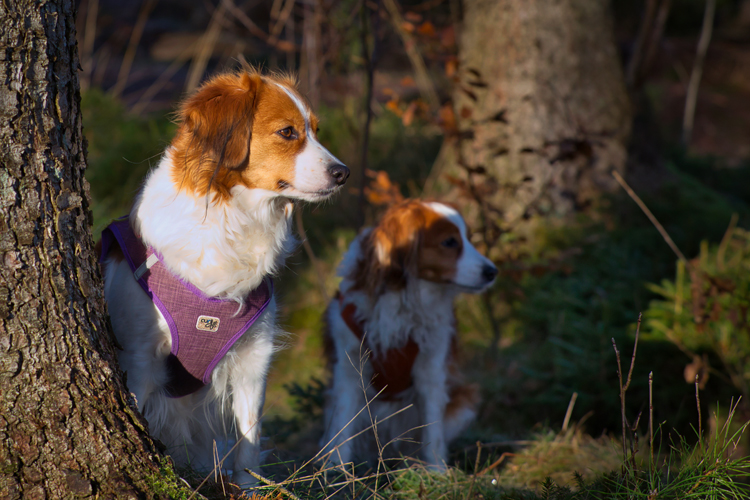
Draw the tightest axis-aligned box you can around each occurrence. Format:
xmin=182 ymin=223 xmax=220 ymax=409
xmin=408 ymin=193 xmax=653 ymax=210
xmin=196 ymin=315 xmax=221 ymax=332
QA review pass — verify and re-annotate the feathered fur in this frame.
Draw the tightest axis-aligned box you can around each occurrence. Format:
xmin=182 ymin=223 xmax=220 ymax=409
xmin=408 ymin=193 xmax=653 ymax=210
xmin=101 ymin=69 xmax=348 ymax=487
xmin=320 ymin=200 xmax=497 ymax=468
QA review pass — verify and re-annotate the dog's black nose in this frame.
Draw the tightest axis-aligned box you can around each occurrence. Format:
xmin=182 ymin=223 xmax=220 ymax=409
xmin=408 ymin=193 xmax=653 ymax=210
xmin=328 ymin=164 xmax=350 ymax=186
xmin=482 ymin=265 xmax=498 ymax=283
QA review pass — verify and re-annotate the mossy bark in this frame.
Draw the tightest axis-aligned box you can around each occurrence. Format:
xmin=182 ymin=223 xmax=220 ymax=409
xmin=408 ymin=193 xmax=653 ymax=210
xmin=431 ymin=0 xmax=632 ymax=256
xmin=0 ymin=1 xmax=172 ymax=498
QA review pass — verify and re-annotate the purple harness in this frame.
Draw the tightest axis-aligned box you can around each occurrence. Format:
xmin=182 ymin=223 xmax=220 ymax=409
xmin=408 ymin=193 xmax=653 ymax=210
xmin=100 ymin=218 xmax=273 ymax=398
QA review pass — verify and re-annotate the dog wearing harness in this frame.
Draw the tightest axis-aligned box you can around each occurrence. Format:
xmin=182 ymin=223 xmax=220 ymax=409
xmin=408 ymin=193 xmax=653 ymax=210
xmin=99 ymin=68 xmax=349 ymax=487
xmin=100 ymin=217 xmax=272 ymax=398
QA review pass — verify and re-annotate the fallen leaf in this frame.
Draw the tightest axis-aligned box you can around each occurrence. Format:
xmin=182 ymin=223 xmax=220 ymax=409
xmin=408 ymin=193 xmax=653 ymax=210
xmin=440 ymin=25 xmax=456 ymax=48
xmin=404 ymin=11 xmax=422 ymax=22
xmin=439 ymin=103 xmax=457 ymax=133
xmin=400 ymin=75 xmax=416 ymax=87
xmin=445 ymin=57 xmax=457 ymax=78
xmin=402 ymin=101 xmax=418 ymax=126
xmin=401 ymin=21 xmax=415 ymax=33
xmin=417 ymin=21 xmax=436 ymax=37
xmin=385 ymin=99 xmax=403 ymax=117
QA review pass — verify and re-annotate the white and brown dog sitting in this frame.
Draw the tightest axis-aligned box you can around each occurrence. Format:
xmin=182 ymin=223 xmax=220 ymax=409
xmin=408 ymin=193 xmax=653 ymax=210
xmin=98 ymin=68 xmax=348 ymax=486
xmin=320 ymin=200 xmax=497 ymax=469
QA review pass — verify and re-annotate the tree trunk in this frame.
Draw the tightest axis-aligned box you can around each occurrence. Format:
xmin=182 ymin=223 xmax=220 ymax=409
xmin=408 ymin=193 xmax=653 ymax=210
xmin=431 ymin=0 xmax=631 ymax=256
xmin=0 ymin=1 xmax=176 ymax=498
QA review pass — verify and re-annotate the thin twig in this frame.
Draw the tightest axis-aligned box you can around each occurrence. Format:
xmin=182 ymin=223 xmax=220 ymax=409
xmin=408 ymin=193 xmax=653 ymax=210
xmin=300 ymin=354 xmax=405 ymax=468
xmin=626 ymin=0 xmax=659 ymax=87
xmin=629 ymin=410 xmax=642 ymax=468
xmin=92 ymin=44 xmax=111 ymax=89
xmin=476 ymin=452 xmax=514 ymax=476
xmin=682 ymin=0 xmax=717 ymax=146
xmin=245 ymin=469 xmax=302 ymax=500
xmin=269 ymin=0 xmax=296 ymax=46
xmin=211 ymin=440 xmax=227 ymax=497
xmin=382 ymin=0 xmax=440 ymax=112
xmin=111 ymin=0 xmax=158 ymax=98
xmin=612 ymin=170 xmax=692 ymax=270
xmin=696 ymin=373 xmax=703 ymax=453
xmin=612 ymin=337 xmax=627 ymax=461
xmin=649 ymin=371 xmax=654 ymax=467
xmin=131 ymin=40 xmax=198 ymax=116
xmin=716 ymin=213 xmax=738 ymax=272
xmin=356 ymin=0 xmax=379 ymax=229
xmin=269 ymin=0 xmax=285 ymax=30
xmin=305 ymin=348 xmax=417 ymax=499
xmin=461 ymin=440 xmax=531 ymax=453
xmin=223 ymin=0 xmax=297 ymax=52
xmin=225 ymin=0 xmax=276 ymax=40
xmin=612 ymin=313 xmax=643 ymax=461
xmin=613 ymin=313 xmax=642 ymax=467
xmin=356 ymin=339 xmax=387 ymax=493
xmin=185 ymin=3 xmax=226 ymax=93
xmin=466 ymin=441 xmax=482 ymax=499
xmin=624 ymin=313 xmax=642 ymax=392
xmin=284 ymin=0 xmax=295 ymax=70
xmin=80 ymin=0 xmax=99 ymax=91
xmin=186 ymin=413 xmax=262 ymax=500
xmin=642 ymin=0 xmax=672 ymax=76
xmin=562 ymin=392 xmax=578 ymax=432
xmin=302 ymin=0 xmax=323 ymax=107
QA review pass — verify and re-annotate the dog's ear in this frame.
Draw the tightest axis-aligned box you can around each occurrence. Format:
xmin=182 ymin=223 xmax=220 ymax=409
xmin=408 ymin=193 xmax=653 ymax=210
xmin=357 ymin=201 xmax=423 ymax=296
xmin=178 ymin=72 xmax=262 ymax=170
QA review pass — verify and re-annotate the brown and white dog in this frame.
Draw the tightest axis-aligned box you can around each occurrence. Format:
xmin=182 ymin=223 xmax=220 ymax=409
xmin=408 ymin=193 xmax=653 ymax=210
xmin=320 ymin=200 xmax=497 ymax=468
xmin=99 ymin=69 xmax=348 ymax=486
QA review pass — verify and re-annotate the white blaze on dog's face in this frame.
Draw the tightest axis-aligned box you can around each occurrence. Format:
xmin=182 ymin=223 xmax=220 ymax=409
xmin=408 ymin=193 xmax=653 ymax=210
xmin=169 ymin=70 xmax=348 ymax=203
xmin=273 ymin=85 xmax=348 ymax=200
xmin=359 ymin=200 xmax=498 ymax=294
xmin=421 ymin=202 xmax=498 ymax=291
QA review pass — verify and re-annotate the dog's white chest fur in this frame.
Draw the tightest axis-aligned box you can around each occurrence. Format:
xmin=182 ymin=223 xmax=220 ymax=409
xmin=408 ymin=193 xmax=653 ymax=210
xmin=320 ymin=201 xmax=495 ymax=468
xmin=102 ymin=156 xmax=290 ymax=486
xmin=101 ymin=69 xmax=348 ymax=488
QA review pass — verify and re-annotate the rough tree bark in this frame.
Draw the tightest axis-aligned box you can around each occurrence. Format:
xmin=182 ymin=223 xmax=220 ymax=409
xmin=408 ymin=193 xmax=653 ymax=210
xmin=0 ymin=1 xmax=175 ymax=498
xmin=431 ymin=0 xmax=632 ymax=256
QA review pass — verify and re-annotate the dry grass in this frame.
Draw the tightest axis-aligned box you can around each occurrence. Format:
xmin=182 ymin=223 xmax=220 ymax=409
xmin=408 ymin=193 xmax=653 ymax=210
xmin=497 ymin=429 xmax=622 ymax=490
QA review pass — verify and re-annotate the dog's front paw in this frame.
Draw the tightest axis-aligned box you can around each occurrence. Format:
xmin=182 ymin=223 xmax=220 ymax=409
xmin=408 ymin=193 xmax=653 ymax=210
xmin=231 ymin=468 xmax=259 ymax=490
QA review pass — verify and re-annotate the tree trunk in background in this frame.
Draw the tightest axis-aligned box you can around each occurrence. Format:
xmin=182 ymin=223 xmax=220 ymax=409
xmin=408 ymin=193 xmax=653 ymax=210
xmin=431 ymin=0 xmax=631 ymax=257
xmin=0 ymin=1 xmax=170 ymax=498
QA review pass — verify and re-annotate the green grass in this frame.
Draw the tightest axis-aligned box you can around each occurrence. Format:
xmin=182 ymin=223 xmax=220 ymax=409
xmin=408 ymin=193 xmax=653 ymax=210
xmin=145 ymin=456 xmax=200 ymax=500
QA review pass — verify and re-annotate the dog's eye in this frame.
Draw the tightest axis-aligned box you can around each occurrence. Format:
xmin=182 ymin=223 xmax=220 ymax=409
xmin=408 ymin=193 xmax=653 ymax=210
xmin=441 ymin=236 xmax=460 ymax=249
xmin=277 ymin=127 xmax=297 ymax=140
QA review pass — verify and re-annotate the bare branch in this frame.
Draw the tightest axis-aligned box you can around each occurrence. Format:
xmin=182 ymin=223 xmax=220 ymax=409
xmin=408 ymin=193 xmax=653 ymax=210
xmin=111 ymin=0 xmax=158 ymax=98
xmin=683 ymin=0 xmax=717 ymax=145
xmin=612 ymin=170 xmax=692 ymax=270
xmin=562 ymin=392 xmax=578 ymax=432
